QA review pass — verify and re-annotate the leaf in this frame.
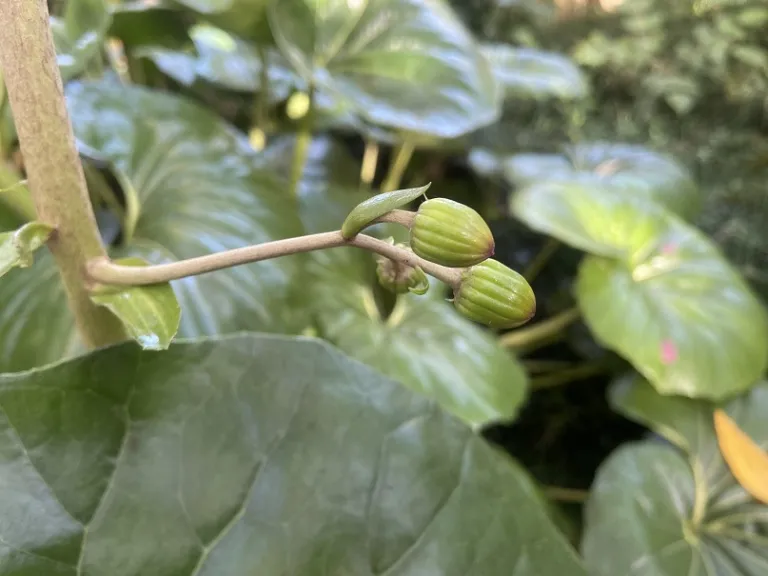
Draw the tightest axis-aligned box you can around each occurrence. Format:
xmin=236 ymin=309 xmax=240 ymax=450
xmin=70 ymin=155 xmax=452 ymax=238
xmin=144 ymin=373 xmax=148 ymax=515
xmin=567 ymin=189 xmax=768 ymax=399
xmin=268 ymin=0 xmax=501 ymax=139
xmin=480 ymin=44 xmax=590 ymax=102
xmin=0 ymin=334 xmax=587 ymax=576
xmin=340 ymin=184 xmax=428 ymax=239
xmin=714 ymin=409 xmax=768 ymax=505
xmin=582 ymin=376 xmax=768 ymax=576
xmin=0 ymin=79 xmax=305 ymax=372
xmin=51 ymin=0 xmax=112 ymax=81
xmin=171 ymin=0 xmax=272 ymax=41
xmin=89 ymin=257 xmax=181 ymax=351
xmin=109 ymin=1 xmax=191 ymax=51
xmin=138 ymin=23 xmax=299 ymax=100
xmin=0 ymin=222 xmax=52 ymax=278
xmin=284 ymin=137 xmax=529 ymax=428
xmin=509 ymin=141 xmax=700 ymax=219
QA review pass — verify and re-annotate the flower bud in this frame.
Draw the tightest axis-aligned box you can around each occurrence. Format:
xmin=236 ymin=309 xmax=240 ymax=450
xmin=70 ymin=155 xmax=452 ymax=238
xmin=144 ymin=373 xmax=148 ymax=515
xmin=453 ymin=259 xmax=535 ymax=329
xmin=376 ymin=247 xmax=429 ymax=295
xmin=410 ymin=198 xmax=494 ymax=267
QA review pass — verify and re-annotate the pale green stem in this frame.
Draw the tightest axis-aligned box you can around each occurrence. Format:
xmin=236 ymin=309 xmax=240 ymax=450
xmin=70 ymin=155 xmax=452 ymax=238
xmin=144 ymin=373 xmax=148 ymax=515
xmin=0 ymin=0 xmax=126 ymax=348
xmin=530 ymin=358 xmax=614 ymax=390
xmin=543 ymin=486 xmax=590 ymax=503
xmin=0 ymin=165 xmax=36 ymax=221
xmin=382 ymin=139 xmax=415 ymax=192
xmin=500 ymin=306 xmax=580 ymax=349
xmin=523 ymin=238 xmax=560 ymax=282
xmin=290 ymin=87 xmax=313 ymax=197
xmin=360 ymin=139 xmax=379 ymax=188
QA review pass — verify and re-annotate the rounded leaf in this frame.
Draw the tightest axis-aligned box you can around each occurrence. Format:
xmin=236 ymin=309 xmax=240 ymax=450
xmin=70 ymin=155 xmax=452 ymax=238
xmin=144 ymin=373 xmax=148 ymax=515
xmin=268 ymin=0 xmax=501 ymax=139
xmin=411 ymin=198 xmax=495 ymax=267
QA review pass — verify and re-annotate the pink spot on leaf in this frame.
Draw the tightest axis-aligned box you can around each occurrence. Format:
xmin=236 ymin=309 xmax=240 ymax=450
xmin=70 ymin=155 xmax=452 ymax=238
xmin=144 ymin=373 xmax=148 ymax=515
xmin=661 ymin=243 xmax=677 ymax=255
xmin=660 ymin=340 xmax=678 ymax=364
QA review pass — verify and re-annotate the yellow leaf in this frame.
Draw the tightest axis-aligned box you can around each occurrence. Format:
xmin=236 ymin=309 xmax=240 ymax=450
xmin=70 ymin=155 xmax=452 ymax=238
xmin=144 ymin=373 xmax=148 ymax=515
xmin=714 ymin=408 xmax=768 ymax=505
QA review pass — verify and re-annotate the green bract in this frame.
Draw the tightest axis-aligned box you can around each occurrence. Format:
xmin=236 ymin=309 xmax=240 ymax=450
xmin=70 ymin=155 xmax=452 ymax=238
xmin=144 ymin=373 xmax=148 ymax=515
xmin=410 ymin=198 xmax=494 ymax=267
xmin=453 ymin=259 xmax=536 ymax=329
xmin=376 ymin=248 xmax=429 ymax=295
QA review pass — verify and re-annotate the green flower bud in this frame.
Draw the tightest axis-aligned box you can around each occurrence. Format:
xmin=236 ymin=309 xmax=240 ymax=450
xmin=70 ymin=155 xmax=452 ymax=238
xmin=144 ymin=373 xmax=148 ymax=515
xmin=375 ymin=244 xmax=429 ymax=295
xmin=453 ymin=259 xmax=535 ymax=329
xmin=410 ymin=198 xmax=494 ymax=267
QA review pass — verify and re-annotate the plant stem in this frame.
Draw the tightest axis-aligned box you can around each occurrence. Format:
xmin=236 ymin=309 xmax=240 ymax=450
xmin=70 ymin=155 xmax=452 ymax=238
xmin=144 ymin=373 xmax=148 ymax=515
xmin=530 ymin=358 xmax=614 ymax=390
xmin=0 ymin=166 xmax=36 ymax=221
xmin=376 ymin=209 xmax=416 ymax=229
xmin=523 ymin=238 xmax=560 ymax=282
xmin=290 ymin=87 xmax=313 ymax=197
xmin=500 ymin=306 xmax=580 ymax=349
xmin=254 ymin=44 xmax=270 ymax=137
xmin=543 ymin=486 xmax=590 ymax=503
xmin=360 ymin=139 xmax=379 ymax=188
xmin=382 ymin=139 xmax=415 ymax=192
xmin=87 ymin=231 xmax=463 ymax=288
xmin=0 ymin=0 xmax=125 ymax=348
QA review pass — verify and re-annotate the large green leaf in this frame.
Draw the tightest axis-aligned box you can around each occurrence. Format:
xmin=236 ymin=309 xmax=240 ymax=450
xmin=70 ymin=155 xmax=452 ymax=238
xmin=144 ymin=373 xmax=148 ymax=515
xmin=582 ymin=375 xmax=768 ymax=576
xmin=480 ymin=44 xmax=589 ymax=102
xmin=268 ymin=0 xmax=501 ymax=139
xmin=553 ymin=187 xmax=768 ymax=399
xmin=0 ymin=80 xmax=304 ymax=372
xmin=279 ymin=136 xmax=529 ymax=428
xmin=508 ymin=142 xmax=700 ymax=219
xmin=51 ymin=0 xmax=112 ymax=81
xmin=0 ymin=334 xmax=588 ymax=576
xmin=171 ymin=0 xmax=272 ymax=41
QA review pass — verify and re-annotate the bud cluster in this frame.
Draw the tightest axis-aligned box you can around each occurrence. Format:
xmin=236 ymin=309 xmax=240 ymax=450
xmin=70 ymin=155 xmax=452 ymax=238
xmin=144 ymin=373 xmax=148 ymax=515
xmin=354 ymin=189 xmax=536 ymax=329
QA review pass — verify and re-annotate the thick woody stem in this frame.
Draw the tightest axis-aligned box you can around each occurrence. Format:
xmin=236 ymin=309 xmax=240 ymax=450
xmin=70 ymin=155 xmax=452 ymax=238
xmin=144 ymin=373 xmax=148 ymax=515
xmin=0 ymin=0 xmax=125 ymax=347
xmin=87 ymin=231 xmax=463 ymax=289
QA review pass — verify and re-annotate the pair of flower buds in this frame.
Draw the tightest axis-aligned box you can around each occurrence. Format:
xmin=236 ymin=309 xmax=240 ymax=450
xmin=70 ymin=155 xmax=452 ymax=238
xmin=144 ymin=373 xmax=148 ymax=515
xmin=341 ymin=186 xmax=536 ymax=329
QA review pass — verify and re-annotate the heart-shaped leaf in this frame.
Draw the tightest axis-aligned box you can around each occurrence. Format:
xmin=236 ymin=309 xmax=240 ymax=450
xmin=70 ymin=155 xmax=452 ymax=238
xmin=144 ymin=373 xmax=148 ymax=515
xmin=51 ymin=0 xmax=112 ymax=81
xmin=563 ymin=188 xmax=768 ymax=399
xmin=89 ymin=257 xmax=181 ymax=351
xmin=480 ymin=44 xmax=590 ymax=102
xmin=0 ymin=79 xmax=304 ymax=372
xmin=0 ymin=222 xmax=53 ymax=278
xmin=279 ymin=136 xmax=528 ymax=428
xmin=509 ymin=142 xmax=699 ymax=219
xmin=582 ymin=375 xmax=768 ymax=576
xmin=0 ymin=334 xmax=587 ymax=576
xmin=268 ymin=0 xmax=501 ymax=139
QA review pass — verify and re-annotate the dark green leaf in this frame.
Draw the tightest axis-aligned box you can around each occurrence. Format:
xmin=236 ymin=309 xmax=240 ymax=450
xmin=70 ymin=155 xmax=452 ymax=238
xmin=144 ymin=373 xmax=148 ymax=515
xmin=52 ymin=0 xmax=111 ymax=81
xmin=89 ymin=257 xmax=181 ymax=351
xmin=509 ymin=142 xmax=700 ymax=220
xmin=582 ymin=376 xmax=768 ymax=576
xmin=109 ymin=1 xmax=191 ymax=51
xmin=0 ymin=80 xmax=304 ymax=371
xmin=0 ymin=222 xmax=52 ymax=278
xmin=171 ymin=0 xmax=271 ymax=41
xmin=0 ymin=334 xmax=587 ymax=575
xmin=268 ymin=0 xmax=501 ymax=139
xmin=569 ymin=190 xmax=768 ymax=399
xmin=287 ymin=137 xmax=529 ymax=428
xmin=481 ymin=44 xmax=590 ymax=102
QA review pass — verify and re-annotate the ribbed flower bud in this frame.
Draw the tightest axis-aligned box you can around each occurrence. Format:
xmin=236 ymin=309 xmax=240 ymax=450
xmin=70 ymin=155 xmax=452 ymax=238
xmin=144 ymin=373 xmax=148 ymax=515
xmin=375 ymin=245 xmax=429 ymax=295
xmin=453 ymin=259 xmax=535 ymax=329
xmin=410 ymin=198 xmax=494 ymax=267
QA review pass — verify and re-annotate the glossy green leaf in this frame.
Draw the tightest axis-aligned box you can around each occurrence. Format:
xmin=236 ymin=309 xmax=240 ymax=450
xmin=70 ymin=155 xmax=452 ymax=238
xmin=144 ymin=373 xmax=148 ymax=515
xmin=171 ymin=0 xmax=271 ymax=41
xmin=568 ymin=190 xmax=768 ymax=399
xmin=481 ymin=44 xmax=590 ymax=102
xmin=285 ymin=137 xmax=529 ymax=428
xmin=509 ymin=142 xmax=700 ymax=220
xmin=582 ymin=375 xmax=768 ymax=576
xmin=268 ymin=0 xmax=501 ymax=139
xmin=341 ymin=184 xmax=428 ymax=239
xmin=0 ymin=334 xmax=587 ymax=576
xmin=51 ymin=0 xmax=111 ymax=81
xmin=109 ymin=1 xmax=190 ymax=50
xmin=0 ymin=222 xmax=52 ymax=278
xmin=139 ymin=23 xmax=298 ymax=100
xmin=89 ymin=257 xmax=181 ymax=351
xmin=0 ymin=80 xmax=304 ymax=372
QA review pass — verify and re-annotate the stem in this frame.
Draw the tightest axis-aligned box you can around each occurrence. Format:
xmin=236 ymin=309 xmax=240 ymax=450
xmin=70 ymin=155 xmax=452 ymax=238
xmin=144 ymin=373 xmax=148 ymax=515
xmin=0 ymin=166 xmax=36 ymax=221
xmin=523 ymin=238 xmax=560 ymax=282
xmin=375 ymin=209 xmax=415 ymax=229
xmin=254 ymin=44 xmax=270 ymax=137
xmin=500 ymin=306 xmax=580 ymax=349
xmin=543 ymin=486 xmax=590 ymax=503
xmin=87 ymin=230 xmax=463 ymax=288
xmin=290 ymin=97 xmax=313 ymax=197
xmin=360 ymin=139 xmax=379 ymax=188
xmin=0 ymin=0 xmax=125 ymax=347
xmin=382 ymin=139 xmax=415 ymax=192
xmin=530 ymin=359 xmax=614 ymax=390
